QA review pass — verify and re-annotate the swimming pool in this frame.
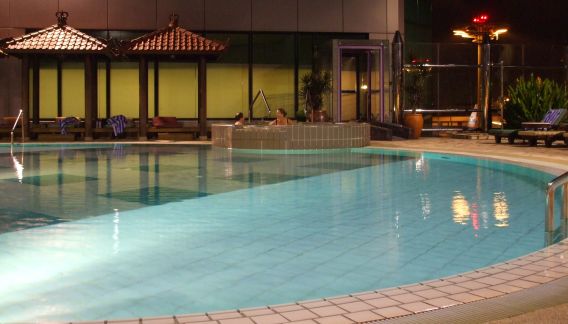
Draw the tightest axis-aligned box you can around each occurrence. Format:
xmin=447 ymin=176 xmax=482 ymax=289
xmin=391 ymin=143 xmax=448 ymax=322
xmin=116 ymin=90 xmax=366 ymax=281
xmin=0 ymin=144 xmax=556 ymax=322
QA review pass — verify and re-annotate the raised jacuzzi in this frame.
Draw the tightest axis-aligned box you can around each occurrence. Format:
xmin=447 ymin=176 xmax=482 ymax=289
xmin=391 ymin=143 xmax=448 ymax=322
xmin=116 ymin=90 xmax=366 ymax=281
xmin=211 ymin=122 xmax=370 ymax=149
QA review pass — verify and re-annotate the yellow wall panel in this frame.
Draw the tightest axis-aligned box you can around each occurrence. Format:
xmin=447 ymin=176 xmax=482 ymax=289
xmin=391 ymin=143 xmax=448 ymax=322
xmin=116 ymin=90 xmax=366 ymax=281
xmin=207 ymin=64 xmax=248 ymax=118
xmin=62 ymin=62 xmax=85 ymax=118
xmin=158 ymin=62 xmax=197 ymax=118
xmin=39 ymin=62 xmax=57 ymax=119
xmin=253 ymin=64 xmax=294 ymax=118
xmin=111 ymin=62 xmax=138 ymax=118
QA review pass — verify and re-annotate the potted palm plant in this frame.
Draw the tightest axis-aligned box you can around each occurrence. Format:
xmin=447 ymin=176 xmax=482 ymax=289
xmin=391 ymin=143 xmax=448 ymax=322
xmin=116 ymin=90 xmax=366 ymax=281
xmin=404 ymin=58 xmax=431 ymax=138
xmin=299 ymin=71 xmax=332 ymax=122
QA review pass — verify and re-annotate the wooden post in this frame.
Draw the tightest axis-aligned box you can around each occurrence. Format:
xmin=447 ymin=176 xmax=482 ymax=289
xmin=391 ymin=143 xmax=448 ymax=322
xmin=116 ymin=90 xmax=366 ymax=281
xmin=138 ymin=56 xmax=148 ymax=140
xmin=84 ymin=55 xmax=94 ymax=141
xmin=21 ymin=55 xmax=30 ymax=140
xmin=57 ymin=59 xmax=62 ymax=117
xmin=32 ymin=57 xmax=39 ymax=125
xmin=198 ymin=57 xmax=207 ymax=140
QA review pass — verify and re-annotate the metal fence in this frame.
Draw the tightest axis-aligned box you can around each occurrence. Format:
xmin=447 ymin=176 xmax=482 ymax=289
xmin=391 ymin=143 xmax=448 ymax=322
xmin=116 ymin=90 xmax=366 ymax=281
xmin=402 ymin=42 xmax=568 ymax=130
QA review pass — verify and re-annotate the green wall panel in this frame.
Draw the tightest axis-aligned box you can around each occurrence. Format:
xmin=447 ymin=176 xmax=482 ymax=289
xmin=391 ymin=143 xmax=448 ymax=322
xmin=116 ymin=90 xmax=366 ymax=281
xmin=159 ymin=62 xmax=197 ymax=118
xmin=62 ymin=62 xmax=85 ymax=118
xmin=207 ymin=64 xmax=248 ymax=118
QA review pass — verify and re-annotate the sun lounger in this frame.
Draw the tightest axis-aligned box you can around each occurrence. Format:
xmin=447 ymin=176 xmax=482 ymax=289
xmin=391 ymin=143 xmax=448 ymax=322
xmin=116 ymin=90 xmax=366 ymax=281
xmin=488 ymin=129 xmax=519 ymax=144
xmin=515 ymin=109 xmax=567 ymax=146
xmin=490 ymin=108 xmax=567 ymax=145
xmin=517 ymin=130 xmax=565 ymax=147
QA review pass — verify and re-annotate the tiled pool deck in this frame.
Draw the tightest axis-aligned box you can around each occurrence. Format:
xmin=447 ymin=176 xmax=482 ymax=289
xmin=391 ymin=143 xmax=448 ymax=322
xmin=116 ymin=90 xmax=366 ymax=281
xmin=20 ymin=138 xmax=568 ymax=323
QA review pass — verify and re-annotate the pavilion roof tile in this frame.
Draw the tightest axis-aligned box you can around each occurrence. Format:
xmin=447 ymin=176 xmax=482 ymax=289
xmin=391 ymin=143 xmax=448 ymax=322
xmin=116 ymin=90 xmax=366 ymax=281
xmin=4 ymin=12 xmax=107 ymax=55
xmin=124 ymin=15 xmax=226 ymax=55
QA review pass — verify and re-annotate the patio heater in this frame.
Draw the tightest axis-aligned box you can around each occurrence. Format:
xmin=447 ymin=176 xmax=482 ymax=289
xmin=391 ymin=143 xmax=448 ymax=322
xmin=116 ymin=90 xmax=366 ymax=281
xmin=453 ymin=14 xmax=507 ymax=132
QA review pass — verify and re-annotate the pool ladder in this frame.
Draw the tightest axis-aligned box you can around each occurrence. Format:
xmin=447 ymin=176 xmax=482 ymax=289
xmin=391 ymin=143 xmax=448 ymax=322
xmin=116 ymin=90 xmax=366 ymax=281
xmin=10 ymin=109 xmax=24 ymax=147
xmin=545 ymin=171 xmax=568 ymax=245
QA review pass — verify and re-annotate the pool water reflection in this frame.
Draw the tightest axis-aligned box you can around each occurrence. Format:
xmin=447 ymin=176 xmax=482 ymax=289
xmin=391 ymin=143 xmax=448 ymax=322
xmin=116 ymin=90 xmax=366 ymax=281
xmin=0 ymin=144 xmax=554 ymax=322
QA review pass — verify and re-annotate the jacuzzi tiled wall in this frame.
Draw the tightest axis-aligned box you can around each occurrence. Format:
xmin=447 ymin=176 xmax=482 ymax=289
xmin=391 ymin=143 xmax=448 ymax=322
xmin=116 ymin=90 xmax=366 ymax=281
xmin=212 ymin=123 xmax=370 ymax=149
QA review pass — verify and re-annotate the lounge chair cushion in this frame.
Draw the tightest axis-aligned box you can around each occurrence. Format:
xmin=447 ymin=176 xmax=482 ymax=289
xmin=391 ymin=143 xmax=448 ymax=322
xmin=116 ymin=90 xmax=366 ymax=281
xmin=152 ymin=116 xmax=180 ymax=128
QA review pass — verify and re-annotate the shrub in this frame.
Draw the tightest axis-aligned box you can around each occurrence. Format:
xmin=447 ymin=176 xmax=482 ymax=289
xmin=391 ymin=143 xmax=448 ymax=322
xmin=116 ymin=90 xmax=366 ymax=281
xmin=504 ymin=75 xmax=568 ymax=128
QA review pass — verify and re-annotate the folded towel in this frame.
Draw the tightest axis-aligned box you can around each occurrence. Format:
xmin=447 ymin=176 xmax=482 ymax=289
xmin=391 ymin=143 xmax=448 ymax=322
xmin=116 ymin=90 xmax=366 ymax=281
xmin=58 ymin=117 xmax=80 ymax=135
xmin=107 ymin=115 xmax=127 ymax=137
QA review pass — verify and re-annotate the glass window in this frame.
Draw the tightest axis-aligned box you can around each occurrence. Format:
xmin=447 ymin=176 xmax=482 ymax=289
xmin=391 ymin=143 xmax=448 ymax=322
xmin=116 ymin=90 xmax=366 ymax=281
xmin=253 ymin=33 xmax=295 ymax=119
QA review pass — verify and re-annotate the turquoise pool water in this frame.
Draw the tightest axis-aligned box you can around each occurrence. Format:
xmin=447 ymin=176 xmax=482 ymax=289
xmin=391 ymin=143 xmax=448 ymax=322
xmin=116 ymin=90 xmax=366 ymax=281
xmin=0 ymin=144 xmax=555 ymax=321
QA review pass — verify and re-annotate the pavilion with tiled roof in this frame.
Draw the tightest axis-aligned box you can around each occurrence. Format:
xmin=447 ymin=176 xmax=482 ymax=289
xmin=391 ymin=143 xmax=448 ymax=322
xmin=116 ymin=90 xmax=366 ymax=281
xmin=122 ymin=14 xmax=227 ymax=140
xmin=2 ymin=11 xmax=108 ymax=140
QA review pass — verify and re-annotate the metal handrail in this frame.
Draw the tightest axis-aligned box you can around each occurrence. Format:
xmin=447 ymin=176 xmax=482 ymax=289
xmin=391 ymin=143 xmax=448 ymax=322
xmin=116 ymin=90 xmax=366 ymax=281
xmin=545 ymin=171 xmax=568 ymax=244
xmin=248 ymin=89 xmax=271 ymax=123
xmin=10 ymin=109 xmax=24 ymax=146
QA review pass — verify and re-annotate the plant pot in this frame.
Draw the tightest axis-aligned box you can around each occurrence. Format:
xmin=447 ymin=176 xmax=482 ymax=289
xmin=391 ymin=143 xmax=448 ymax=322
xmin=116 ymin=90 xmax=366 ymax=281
xmin=403 ymin=113 xmax=423 ymax=139
xmin=309 ymin=110 xmax=327 ymax=122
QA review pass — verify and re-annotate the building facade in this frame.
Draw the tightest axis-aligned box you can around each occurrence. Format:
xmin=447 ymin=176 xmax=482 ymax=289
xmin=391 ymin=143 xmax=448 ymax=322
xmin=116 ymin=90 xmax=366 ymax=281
xmin=0 ymin=0 xmax=404 ymax=125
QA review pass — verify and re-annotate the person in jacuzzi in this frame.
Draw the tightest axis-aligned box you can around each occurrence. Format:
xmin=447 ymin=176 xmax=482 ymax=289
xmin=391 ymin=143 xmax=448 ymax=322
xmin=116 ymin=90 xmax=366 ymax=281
xmin=270 ymin=108 xmax=293 ymax=126
xmin=234 ymin=112 xmax=245 ymax=126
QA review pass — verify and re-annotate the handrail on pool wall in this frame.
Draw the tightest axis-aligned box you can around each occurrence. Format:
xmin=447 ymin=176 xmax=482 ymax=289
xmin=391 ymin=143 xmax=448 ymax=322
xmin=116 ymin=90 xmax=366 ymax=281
xmin=545 ymin=170 xmax=568 ymax=245
xmin=10 ymin=109 xmax=24 ymax=147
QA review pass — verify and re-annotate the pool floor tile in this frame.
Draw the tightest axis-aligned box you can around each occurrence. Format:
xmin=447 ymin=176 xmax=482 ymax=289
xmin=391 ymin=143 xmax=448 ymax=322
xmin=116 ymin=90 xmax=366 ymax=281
xmin=398 ymin=301 xmax=438 ymax=313
xmin=270 ymin=305 xmax=304 ymax=313
xmin=390 ymin=293 xmax=424 ymax=303
xmin=364 ymin=297 xmax=400 ymax=309
xmin=435 ymin=285 xmax=470 ymax=294
xmin=414 ymin=289 xmax=448 ymax=299
xmin=372 ymin=306 xmax=412 ymax=318
xmin=309 ymin=306 xmax=346 ymax=317
xmin=175 ymin=314 xmax=211 ymax=323
xmin=447 ymin=292 xmax=485 ymax=303
xmin=423 ymin=297 xmax=462 ymax=308
xmin=208 ymin=312 xmax=243 ymax=320
xmin=507 ymin=279 xmax=540 ymax=289
xmin=249 ymin=313 xmax=288 ymax=324
xmin=343 ymin=310 xmax=384 ymax=322
xmin=456 ymin=281 xmax=489 ymax=290
xmin=280 ymin=310 xmax=319 ymax=321
xmin=218 ymin=318 xmax=254 ymax=324
xmin=314 ymin=315 xmax=354 ymax=324
xmin=301 ymin=301 xmax=333 ymax=309
xmin=523 ymin=274 xmax=556 ymax=284
xmin=475 ymin=276 xmax=507 ymax=286
xmin=469 ymin=288 xmax=506 ymax=299
xmin=488 ymin=284 xmax=524 ymax=294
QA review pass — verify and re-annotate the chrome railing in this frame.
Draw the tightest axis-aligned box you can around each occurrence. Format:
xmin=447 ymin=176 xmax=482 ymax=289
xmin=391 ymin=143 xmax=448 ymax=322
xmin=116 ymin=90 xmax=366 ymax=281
xmin=10 ymin=109 xmax=24 ymax=146
xmin=545 ymin=171 xmax=568 ymax=245
xmin=249 ymin=89 xmax=271 ymax=123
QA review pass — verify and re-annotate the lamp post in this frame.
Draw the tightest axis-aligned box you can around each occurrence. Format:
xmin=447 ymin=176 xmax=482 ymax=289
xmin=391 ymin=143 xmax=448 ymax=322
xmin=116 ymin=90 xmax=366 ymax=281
xmin=453 ymin=14 xmax=507 ymax=132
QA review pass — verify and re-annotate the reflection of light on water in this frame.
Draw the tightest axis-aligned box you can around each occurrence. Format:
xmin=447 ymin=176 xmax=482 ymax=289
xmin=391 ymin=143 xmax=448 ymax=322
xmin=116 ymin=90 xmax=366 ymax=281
xmin=452 ymin=192 xmax=470 ymax=225
xmin=394 ymin=210 xmax=400 ymax=239
xmin=11 ymin=154 xmax=24 ymax=183
xmin=493 ymin=192 xmax=510 ymax=227
xmin=420 ymin=193 xmax=431 ymax=219
xmin=471 ymin=203 xmax=479 ymax=231
xmin=415 ymin=155 xmax=425 ymax=172
xmin=113 ymin=209 xmax=120 ymax=254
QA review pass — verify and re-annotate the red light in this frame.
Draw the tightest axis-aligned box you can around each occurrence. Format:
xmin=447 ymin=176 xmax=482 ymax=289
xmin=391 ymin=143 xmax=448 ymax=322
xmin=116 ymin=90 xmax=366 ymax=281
xmin=473 ymin=14 xmax=489 ymax=24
